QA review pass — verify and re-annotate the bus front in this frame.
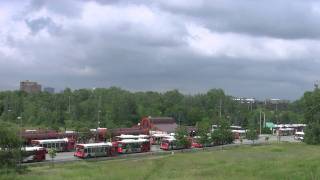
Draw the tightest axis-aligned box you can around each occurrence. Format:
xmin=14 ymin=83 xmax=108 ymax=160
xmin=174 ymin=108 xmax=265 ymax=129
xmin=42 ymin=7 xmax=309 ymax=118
xmin=74 ymin=145 xmax=86 ymax=158
xmin=160 ymin=140 xmax=170 ymax=150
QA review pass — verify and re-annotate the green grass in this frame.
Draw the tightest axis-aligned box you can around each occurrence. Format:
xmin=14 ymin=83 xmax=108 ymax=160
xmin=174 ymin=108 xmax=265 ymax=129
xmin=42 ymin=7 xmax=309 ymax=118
xmin=4 ymin=143 xmax=320 ymax=180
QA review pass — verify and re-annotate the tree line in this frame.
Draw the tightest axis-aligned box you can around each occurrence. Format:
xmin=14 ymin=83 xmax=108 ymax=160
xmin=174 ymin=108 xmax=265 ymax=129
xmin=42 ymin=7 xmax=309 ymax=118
xmin=0 ymin=87 xmax=303 ymax=130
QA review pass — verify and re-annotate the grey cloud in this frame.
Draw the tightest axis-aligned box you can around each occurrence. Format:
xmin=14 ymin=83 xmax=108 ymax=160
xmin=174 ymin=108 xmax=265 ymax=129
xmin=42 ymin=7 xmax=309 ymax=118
xmin=0 ymin=0 xmax=319 ymax=100
xmin=157 ymin=0 xmax=320 ymax=40
xmin=25 ymin=17 xmax=61 ymax=35
xmin=28 ymin=0 xmax=83 ymax=17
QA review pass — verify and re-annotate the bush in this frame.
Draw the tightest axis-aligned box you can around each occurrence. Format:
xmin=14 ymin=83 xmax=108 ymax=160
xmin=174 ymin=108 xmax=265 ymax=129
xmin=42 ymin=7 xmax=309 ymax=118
xmin=304 ymin=123 xmax=320 ymax=144
xmin=261 ymin=127 xmax=272 ymax=134
xmin=211 ymin=128 xmax=234 ymax=145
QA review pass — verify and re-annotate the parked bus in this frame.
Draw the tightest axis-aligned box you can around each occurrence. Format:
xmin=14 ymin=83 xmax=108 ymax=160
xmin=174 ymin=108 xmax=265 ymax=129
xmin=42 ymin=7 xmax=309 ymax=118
xmin=74 ymin=142 xmax=114 ymax=158
xmin=150 ymin=133 xmax=172 ymax=145
xmin=191 ymin=136 xmax=204 ymax=148
xmin=115 ymin=139 xmax=150 ymax=154
xmin=160 ymin=137 xmax=191 ymax=150
xmin=115 ymin=134 xmax=149 ymax=141
xmin=22 ymin=146 xmax=46 ymax=162
xmin=294 ymin=131 xmax=304 ymax=141
xmin=31 ymin=138 xmax=75 ymax=152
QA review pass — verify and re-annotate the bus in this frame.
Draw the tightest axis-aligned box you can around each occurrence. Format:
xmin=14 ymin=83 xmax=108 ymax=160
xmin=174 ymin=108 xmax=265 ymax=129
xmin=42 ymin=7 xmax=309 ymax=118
xmin=150 ymin=133 xmax=172 ymax=145
xmin=22 ymin=146 xmax=46 ymax=162
xmin=74 ymin=142 xmax=115 ymax=158
xmin=294 ymin=131 xmax=304 ymax=141
xmin=160 ymin=137 xmax=191 ymax=150
xmin=115 ymin=134 xmax=149 ymax=141
xmin=31 ymin=138 xmax=75 ymax=152
xmin=191 ymin=136 xmax=204 ymax=148
xmin=115 ymin=139 xmax=150 ymax=154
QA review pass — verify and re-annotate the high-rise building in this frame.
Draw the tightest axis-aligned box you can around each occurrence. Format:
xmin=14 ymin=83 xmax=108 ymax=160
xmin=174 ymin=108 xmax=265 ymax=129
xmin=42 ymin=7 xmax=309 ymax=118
xmin=20 ymin=80 xmax=41 ymax=93
xmin=43 ymin=87 xmax=55 ymax=94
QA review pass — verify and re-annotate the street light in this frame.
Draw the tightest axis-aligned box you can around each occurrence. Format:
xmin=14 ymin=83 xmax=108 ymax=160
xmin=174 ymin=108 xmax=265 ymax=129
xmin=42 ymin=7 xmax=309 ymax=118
xmin=259 ymin=111 xmax=266 ymax=135
xmin=17 ymin=116 xmax=22 ymax=168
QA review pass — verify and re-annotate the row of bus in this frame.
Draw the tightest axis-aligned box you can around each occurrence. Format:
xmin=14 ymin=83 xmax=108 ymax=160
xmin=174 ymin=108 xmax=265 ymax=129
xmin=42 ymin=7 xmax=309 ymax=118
xmin=22 ymin=133 xmax=204 ymax=162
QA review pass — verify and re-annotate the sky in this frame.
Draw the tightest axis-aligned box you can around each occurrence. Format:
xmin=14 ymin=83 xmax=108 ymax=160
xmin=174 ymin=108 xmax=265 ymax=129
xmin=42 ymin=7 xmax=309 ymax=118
xmin=0 ymin=0 xmax=319 ymax=100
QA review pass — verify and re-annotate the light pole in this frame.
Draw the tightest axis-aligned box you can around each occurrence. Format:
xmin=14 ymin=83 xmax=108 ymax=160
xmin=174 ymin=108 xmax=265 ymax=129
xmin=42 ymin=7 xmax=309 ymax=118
xmin=259 ymin=111 xmax=266 ymax=135
xmin=17 ymin=116 xmax=22 ymax=168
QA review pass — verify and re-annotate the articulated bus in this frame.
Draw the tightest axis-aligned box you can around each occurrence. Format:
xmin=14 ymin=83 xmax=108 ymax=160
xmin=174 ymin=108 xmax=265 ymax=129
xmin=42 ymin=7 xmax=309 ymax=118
xmin=160 ymin=137 xmax=191 ymax=150
xmin=74 ymin=142 xmax=115 ymax=158
xmin=31 ymin=138 xmax=75 ymax=152
xmin=22 ymin=146 xmax=46 ymax=162
xmin=116 ymin=139 xmax=150 ymax=154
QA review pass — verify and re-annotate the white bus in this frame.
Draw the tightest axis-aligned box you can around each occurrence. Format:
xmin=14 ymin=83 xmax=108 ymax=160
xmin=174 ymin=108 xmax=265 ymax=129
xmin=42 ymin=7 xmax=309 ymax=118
xmin=74 ymin=142 xmax=114 ymax=158
xmin=31 ymin=138 xmax=75 ymax=152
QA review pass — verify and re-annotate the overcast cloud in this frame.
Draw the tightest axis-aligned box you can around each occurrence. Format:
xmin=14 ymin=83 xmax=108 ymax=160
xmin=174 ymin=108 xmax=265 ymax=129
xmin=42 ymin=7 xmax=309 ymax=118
xmin=0 ymin=0 xmax=319 ymax=100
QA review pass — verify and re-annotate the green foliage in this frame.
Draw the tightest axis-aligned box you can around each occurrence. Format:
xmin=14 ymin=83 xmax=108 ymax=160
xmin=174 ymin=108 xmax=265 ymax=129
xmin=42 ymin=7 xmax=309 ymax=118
xmin=0 ymin=87 xmax=302 ymax=130
xmin=0 ymin=121 xmax=21 ymax=172
xmin=304 ymin=122 xmax=320 ymax=144
xmin=211 ymin=118 xmax=234 ymax=145
xmin=77 ymin=127 xmax=92 ymax=143
xmin=261 ymin=127 xmax=272 ymax=134
xmin=301 ymin=89 xmax=320 ymax=144
xmin=174 ymin=126 xmax=191 ymax=148
xmin=196 ymin=119 xmax=211 ymax=146
xmin=246 ymin=120 xmax=259 ymax=144
xmin=48 ymin=148 xmax=57 ymax=167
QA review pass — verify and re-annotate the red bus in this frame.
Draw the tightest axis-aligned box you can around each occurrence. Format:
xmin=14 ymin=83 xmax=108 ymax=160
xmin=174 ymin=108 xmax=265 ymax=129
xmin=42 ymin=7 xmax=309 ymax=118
xmin=22 ymin=146 xmax=46 ymax=162
xmin=31 ymin=138 xmax=75 ymax=152
xmin=191 ymin=136 xmax=204 ymax=148
xmin=160 ymin=137 xmax=191 ymax=150
xmin=74 ymin=142 xmax=115 ymax=158
xmin=115 ymin=139 xmax=150 ymax=154
xmin=150 ymin=134 xmax=172 ymax=145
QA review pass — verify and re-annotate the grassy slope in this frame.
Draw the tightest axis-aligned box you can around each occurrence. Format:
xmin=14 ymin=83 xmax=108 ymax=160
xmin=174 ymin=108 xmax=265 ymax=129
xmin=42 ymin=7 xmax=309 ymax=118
xmin=7 ymin=143 xmax=320 ymax=180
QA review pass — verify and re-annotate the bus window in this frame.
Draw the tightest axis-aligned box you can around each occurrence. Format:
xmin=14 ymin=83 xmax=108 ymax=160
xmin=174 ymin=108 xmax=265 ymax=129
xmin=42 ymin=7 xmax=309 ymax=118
xmin=84 ymin=148 xmax=87 ymax=153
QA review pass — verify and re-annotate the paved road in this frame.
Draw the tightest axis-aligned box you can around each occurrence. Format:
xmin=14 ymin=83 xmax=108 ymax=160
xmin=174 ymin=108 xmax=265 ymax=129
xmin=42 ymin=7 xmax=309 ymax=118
xmin=38 ymin=135 xmax=300 ymax=165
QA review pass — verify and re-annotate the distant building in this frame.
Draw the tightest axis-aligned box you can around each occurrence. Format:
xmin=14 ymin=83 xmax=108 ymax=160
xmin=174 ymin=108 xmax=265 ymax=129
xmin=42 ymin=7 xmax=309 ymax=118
xmin=43 ymin=87 xmax=55 ymax=94
xmin=140 ymin=116 xmax=178 ymax=134
xmin=264 ymin=98 xmax=290 ymax=111
xmin=20 ymin=80 xmax=41 ymax=93
xmin=233 ymin=97 xmax=255 ymax=104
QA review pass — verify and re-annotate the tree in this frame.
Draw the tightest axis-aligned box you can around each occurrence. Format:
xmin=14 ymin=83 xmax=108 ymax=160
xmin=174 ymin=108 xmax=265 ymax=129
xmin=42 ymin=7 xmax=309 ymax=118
xmin=48 ymin=148 xmax=57 ymax=167
xmin=304 ymin=122 xmax=320 ymax=144
xmin=197 ymin=119 xmax=211 ymax=148
xmin=301 ymin=89 xmax=320 ymax=144
xmin=0 ymin=121 xmax=21 ymax=173
xmin=246 ymin=119 xmax=258 ymax=144
xmin=174 ymin=126 xmax=191 ymax=149
xmin=211 ymin=118 xmax=234 ymax=146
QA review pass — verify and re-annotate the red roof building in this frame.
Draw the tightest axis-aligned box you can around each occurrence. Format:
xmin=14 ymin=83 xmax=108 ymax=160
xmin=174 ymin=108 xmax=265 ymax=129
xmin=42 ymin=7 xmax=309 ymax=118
xmin=140 ymin=117 xmax=178 ymax=133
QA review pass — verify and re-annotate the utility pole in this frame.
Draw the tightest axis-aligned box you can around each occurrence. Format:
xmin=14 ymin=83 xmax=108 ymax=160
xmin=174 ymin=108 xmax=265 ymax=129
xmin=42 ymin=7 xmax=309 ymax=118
xmin=219 ymin=99 xmax=222 ymax=118
xmin=259 ymin=110 xmax=262 ymax=135
xmin=263 ymin=112 xmax=266 ymax=128
xmin=97 ymin=96 xmax=101 ymax=128
xmin=68 ymin=96 xmax=71 ymax=113
xmin=275 ymin=101 xmax=278 ymax=124
xmin=17 ymin=116 xmax=22 ymax=168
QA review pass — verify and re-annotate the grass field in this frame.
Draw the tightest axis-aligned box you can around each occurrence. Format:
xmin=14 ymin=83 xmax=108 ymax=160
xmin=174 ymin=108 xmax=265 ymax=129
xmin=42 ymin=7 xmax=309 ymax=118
xmin=4 ymin=143 xmax=320 ymax=180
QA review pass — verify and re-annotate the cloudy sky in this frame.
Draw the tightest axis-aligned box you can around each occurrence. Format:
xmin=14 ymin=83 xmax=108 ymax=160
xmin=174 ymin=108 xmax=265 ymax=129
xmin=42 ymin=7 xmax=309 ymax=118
xmin=0 ymin=0 xmax=319 ymax=100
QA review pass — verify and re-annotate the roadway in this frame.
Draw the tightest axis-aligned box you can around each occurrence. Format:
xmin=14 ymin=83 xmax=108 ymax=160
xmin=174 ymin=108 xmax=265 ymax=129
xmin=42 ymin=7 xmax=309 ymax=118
xmin=38 ymin=135 xmax=300 ymax=165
